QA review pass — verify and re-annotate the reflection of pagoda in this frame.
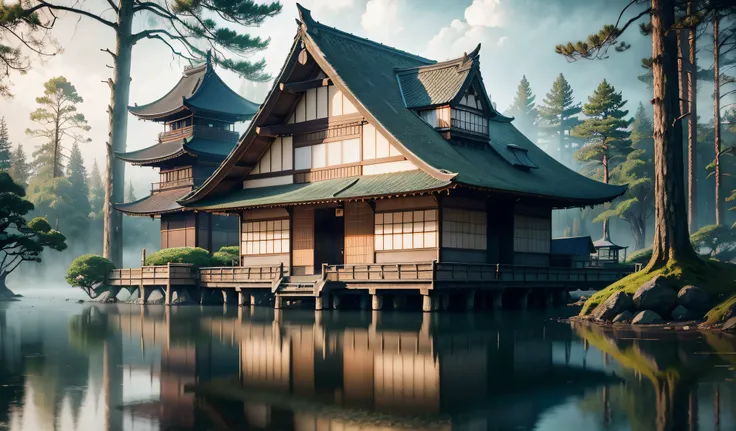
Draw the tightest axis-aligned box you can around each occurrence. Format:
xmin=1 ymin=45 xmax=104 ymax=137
xmin=116 ymin=53 xmax=259 ymax=251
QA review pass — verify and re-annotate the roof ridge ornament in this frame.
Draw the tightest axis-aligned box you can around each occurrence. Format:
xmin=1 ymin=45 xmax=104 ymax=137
xmin=296 ymin=3 xmax=316 ymax=28
xmin=459 ymin=43 xmax=481 ymax=70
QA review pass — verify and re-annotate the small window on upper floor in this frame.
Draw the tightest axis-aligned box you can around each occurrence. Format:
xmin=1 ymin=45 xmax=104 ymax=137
xmin=507 ymin=144 xmax=538 ymax=169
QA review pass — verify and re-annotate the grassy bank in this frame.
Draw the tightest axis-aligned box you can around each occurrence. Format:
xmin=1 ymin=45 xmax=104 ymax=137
xmin=580 ymin=259 xmax=736 ymax=324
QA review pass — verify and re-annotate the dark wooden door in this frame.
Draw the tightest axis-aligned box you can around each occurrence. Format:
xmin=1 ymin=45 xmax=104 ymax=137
xmin=314 ymin=208 xmax=344 ymax=272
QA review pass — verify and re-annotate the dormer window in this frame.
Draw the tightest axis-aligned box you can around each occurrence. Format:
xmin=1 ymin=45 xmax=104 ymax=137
xmin=507 ymin=145 xmax=538 ymax=169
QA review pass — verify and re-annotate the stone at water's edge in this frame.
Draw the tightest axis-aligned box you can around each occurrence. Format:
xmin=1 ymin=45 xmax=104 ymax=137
xmin=93 ymin=290 xmax=117 ymax=303
xmin=671 ymin=305 xmax=701 ymax=321
xmin=612 ymin=310 xmax=634 ymax=323
xmin=677 ymin=285 xmax=711 ymax=311
xmin=723 ymin=317 xmax=736 ymax=331
xmin=592 ymin=291 xmax=633 ymax=321
xmin=633 ymin=276 xmax=677 ymax=316
xmin=632 ymin=310 xmax=664 ymax=325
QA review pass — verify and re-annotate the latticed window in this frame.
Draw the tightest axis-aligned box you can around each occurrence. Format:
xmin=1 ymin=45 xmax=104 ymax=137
xmin=374 ymin=210 xmax=437 ymax=251
xmin=242 ymin=219 xmax=290 ymax=255
xmin=513 ymin=215 xmax=551 ymax=253
xmin=442 ymin=208 xmax=487 ymax=250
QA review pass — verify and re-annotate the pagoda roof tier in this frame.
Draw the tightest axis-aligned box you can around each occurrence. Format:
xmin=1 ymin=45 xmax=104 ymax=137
xmin=188 ymin=171 xmax=453 ymax=211
xmin=116 ymin=136 xmax=235 ymax=166
xmin=115 ymin=188 xmax=189 ymax=216
xmin=128 ymin=57 xmax=259 ymax=122
xmin=179 ymin=4 xmax=626 ymax=209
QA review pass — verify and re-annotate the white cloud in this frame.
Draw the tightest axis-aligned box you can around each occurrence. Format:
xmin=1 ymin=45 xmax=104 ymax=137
xmin=497 ymin=36 xmax=508 ymax=46
xmin=307 ymin=0 xmax=355 ymax=13
xmin=465 ymin=0 xmax=505 ymax=28
xmin=361 ymin=0 xmax=405 ymax=42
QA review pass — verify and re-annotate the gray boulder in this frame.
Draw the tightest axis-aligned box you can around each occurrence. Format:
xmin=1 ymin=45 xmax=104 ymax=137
xmin=723 ymin=317 xmax=736 ymax=331
xmin=677 ymin=285 xmax=711 ymax=311
xmin=632 ymin=310 xmax=664 ymax=325
xmin=592 ymin=291 xmax=634 ymax=321
xmin=670 ymin=305 xmax=702 ymax=321
xmin=612 ymin=310 xmax=635 ymax=323
xmin=633 ymin=276 xmax=677 ymax=315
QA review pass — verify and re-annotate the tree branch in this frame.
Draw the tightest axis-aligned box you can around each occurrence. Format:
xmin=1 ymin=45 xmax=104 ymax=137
xmin=26 ymin=1 xmax=118 ymax=29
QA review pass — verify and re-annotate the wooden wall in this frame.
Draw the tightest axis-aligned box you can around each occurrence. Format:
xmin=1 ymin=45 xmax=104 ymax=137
xmin=374 ymin=196 xmax=439 ymax=264
xmin=344 ymin=202 xmax=374 ymax=264
xmin=160 ymin=212 xmax=196 ymax=249
xmin=513 ymin=204 xmax=552 ymax=266
xmin=240 ymin=208 xmax=290 ymax=268
xmin=292 ymin=208 xmax=315 ymax=275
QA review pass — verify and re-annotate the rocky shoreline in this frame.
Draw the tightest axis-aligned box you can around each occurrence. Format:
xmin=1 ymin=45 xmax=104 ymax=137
xmin=574 ymin=275 xmax=736 ymax=332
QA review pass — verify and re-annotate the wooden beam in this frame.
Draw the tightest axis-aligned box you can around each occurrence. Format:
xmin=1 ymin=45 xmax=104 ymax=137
xmin=256 ymin=113 xmax=364 ymax=138
xmin=279 ymin=78 xmax=331 ymax=93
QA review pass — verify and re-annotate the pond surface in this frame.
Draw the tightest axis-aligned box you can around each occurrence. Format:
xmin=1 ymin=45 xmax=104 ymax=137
xmin=0 ymin=298 xmax=735 ymax=431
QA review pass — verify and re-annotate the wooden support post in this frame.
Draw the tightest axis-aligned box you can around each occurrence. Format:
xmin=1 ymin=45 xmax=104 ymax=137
xmin=164 ymin=283 xmax=172 ymax=306
xmin=371 ymin=294 xmax=383 ymax=311
xmin=140 ymin=285 xmax=150 ymax=305
xmin=237 ymin=290 xmax=247 ymax=307
xmin=466 ymin=291 xmax=476 ymax=310
xmin=315 ymin=296 xmax=324 ymax=311
xmin=493 ymin=290 xmax=504 ymax=310
xmin=274 ymin=295 xmax=283 ymax=309
xmin=331 ymin=294 xmax=341 ymax=310
xmin=141 ymin=248 xmax=146 ymax=266
xmin=422 ymin=294 xmax=439 ymax=312
xmin=199 ymin=290 xmax=207 ymax=305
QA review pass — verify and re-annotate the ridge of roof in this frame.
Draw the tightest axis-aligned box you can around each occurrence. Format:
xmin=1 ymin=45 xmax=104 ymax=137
xmin=296 ymin=3 xmax=435 ymax=66
xmin=394 ymin=43 xmax=481 ymax=75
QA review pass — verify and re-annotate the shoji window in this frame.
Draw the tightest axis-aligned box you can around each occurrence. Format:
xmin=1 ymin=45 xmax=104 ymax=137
xmin=513 ymin=215 xmax=551 ymax=253
xmin=242 ymin=219 xmax=290 ymax=255
xmin=374 ymin=210 xmax=437 ymax=251
xmin=294 ymin=138 xmax=361 ymax=170
xmin=442 ymin=208 xmax=487 ymax=250
xmin=250 ymin=137 xmax=293 ymax=175
xmin=362 ymin=124 xmax=401 ymax=160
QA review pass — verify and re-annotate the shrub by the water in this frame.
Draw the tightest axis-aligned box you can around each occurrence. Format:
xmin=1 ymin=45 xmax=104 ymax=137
xmin=211 ymin=246 xmax=239 ymax=266
xmin=144 ymin=247 xmax=213 ymax=267
xmin=66 ymin=254 xmax=116 ymax=289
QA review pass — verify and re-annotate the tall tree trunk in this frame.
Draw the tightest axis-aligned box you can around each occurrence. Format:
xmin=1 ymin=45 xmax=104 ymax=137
xmin=53 ymin=116 xmax=60 ymax=178
xmin=648 ymin=0 xmax=699 ymax=269
xmin=713 ymin=14 xmax=722 ymax=226
xmin=103 ymin=0 xmax=134 ymax=267
xmin=602 ymin=153 xmax=610 ymax=240
xmin=0 ymin=273 xmax=16 ymax=299
xmin=688 ymin=0 xmax=698 ymax=232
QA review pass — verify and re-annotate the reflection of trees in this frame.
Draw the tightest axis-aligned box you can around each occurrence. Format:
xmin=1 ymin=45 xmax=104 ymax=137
xmin=68 ymin=306 xmax=113 ymax=353
xmin=573 ymin=323 xmax=735 ymax=431
xmin=0 ymin=305 xmax=24 ymax=428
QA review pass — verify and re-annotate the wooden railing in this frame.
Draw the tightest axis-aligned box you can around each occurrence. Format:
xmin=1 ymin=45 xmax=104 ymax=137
xmin=151 ymin=177 xmax=194 ymax=192
xmin=107 ymin=263 xmax=197 ymax=286
xmin=199 ymin=263 xmax=285 ymax=285
xmin=158 ymin=125 xmax=238 ymax=143
xmin=325 ymin=262 xmax=634 ymax=285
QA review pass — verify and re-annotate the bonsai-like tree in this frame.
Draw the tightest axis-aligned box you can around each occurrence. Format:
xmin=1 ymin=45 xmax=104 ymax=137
xmin=0 ymin=172 xmax=67 ymax=298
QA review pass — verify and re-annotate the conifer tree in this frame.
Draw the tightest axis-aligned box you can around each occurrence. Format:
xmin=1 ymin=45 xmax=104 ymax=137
xmin=126 ymin=179 xmax=136 ymax=203
xmin=66 ymin=142 xmax=91 ymax=223
xmin=8 ymin=144 xmax=30 ymax=186
xmin=537 ymin=74 xmax=582 ymax=166
xmin=88 ymin=160 xmax=105 ymax=216
xmin=505 ymin=76 xmax=538 ymax=142
xmin=573 ymin=80 xmax=633 ymax=240
xmin=595 ymin=103 xmax=654 ymax=250
xmin=0 ymin=118 xmax=11 ymax=171
xmin=26 ymin=76 xmax=90 ymax=179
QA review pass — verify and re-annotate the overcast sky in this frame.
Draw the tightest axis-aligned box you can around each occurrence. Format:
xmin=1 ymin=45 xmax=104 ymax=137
xmin=0 ymin=0 xmax=689 ymax=194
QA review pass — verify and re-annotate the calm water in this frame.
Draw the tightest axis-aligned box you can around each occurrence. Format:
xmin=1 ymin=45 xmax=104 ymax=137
xmin=1 ymin=299 xmax=735 ymax=431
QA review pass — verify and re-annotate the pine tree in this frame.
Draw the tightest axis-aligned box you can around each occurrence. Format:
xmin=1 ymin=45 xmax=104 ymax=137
xmin=537 ymin=74 xmax=582 ymax=166
xmin=126 ymin=179 xmax=136 ymax=203
xmin=505 ymin=76 xmax=538 ymax=142
xmin=66 ymin=142 xmax=91 ymax=222
xmin=573 ymin=80 xmax=633 ymax=239
xmin=26 ymin=76 xmax=91 ymax=179
xmin=0 ymin=117 xmax=11 ymax=171
xmin=88 ymin=159 xmax=104 ymax=216
xmin=8 ymin=144 xmax=29 ymax=186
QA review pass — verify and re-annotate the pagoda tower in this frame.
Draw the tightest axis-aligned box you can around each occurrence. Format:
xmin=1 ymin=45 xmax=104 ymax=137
xmin=116 ymin=54 xmax=259 ymax=253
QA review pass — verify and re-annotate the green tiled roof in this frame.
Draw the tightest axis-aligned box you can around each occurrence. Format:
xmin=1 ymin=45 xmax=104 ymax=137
xmin=128 ymin=60 xmax=258 ymax=121
xmin=189 ymin=171 xmax=451 ymax=210
xmin=116 ymin=136 xmax=236 ymax=165
xmin=300 ymin=6 xmax=625 ymax=204
xmin=115 ymin=188 xmax=189 ymax=215
xmin=396 ymin=59 xmax=471 ymax=108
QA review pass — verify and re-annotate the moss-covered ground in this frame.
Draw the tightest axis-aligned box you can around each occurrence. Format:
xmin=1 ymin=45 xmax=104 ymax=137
xmin=580 ymin=259 xmax=736 ymax=325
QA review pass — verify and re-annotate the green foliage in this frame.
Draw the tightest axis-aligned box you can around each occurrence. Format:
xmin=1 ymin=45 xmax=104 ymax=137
xmin=555 ymin=23 xmax=631 ymax=60
xmin=65 ymin=254 xmax=115 ymax=289
xmin=26 ymin=176 xmax=88 ymax=239
xmin=0 ymin=173 xmax=67 ymax=281
xmin=505 ymin=75 xmax=538 ymax=141
xmin=537 ymin=74 xmax=582 ymax=160
xmin=26 ymin=76 xmax=91 ymax=179
xmin=690 ymin=224 xmax=736 ymax=261
xmin=0 ymin=117 xmax=10 ymax=171
xmin=572 ymin=80 xmax=632 ymax=178
xmin=145 ymin=247 xmax=213 ymax=267
xmin=88 ymin=159 xmax=104 ymax=217
xmin=627 ymin=247 xmax=652 ymax=265
xmin=211 ymin=245 xmax=239 ymax=266
xmin=126 ymin=179 xmax=136 ymax=203
xmin=66 ymin=142 xmax=91 ymax=224
xmin=8 ymin=144 xmax=29 ymax=186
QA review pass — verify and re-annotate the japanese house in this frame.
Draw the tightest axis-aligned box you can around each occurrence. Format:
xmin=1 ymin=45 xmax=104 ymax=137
xmin=179 ymin=5 xmax=625 ymax=272
xmin=115 ymin=53 xmax=258 ymax=251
